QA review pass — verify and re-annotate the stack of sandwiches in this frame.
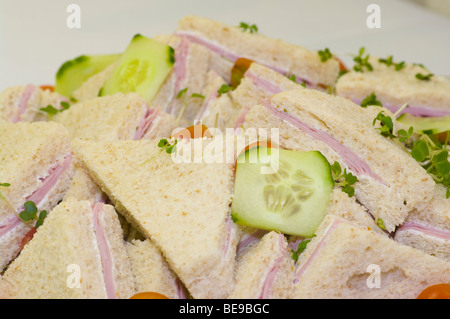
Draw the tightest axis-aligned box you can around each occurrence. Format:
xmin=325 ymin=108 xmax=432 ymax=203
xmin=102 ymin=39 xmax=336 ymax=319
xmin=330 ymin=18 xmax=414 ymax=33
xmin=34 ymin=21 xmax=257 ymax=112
xmin=0 ymin=15 xmax=449 ymax=299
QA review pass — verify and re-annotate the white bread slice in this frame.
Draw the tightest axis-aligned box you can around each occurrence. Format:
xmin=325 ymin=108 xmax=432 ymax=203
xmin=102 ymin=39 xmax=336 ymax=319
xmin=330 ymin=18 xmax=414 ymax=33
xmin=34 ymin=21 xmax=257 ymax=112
xmin=72 ymin=62 xmax=117 ymax=102
xmin=243 ymin=89 xmax=435 ymax=232
xmin=72 ymin=138 xmax=239 ymax=299
xmin=292 ymin=215 xmax=450 ymax=299
xmin=336 ymin=57 xmax=450 ymax=115
xmin=126 ymin=239 xmax=185 ymax=299
xmin=394 ymin=185 xmax=450 ymax=262
xmin=0 ymin=121 xmax=74 ymax=270
xmin=176 ymin=15 xmax=339 ymax=88
xmin=228 ymin=231 xmax=294 ymax=299
xmin=1 ymin=199 xmax=135 ymax=299
xmin=0 ymin=85 xmax=69 ymax=122
xmin=63 ymin=167 xmax=106 ymax=203
xmin=54 ymin=92 xmax=148 ymax=141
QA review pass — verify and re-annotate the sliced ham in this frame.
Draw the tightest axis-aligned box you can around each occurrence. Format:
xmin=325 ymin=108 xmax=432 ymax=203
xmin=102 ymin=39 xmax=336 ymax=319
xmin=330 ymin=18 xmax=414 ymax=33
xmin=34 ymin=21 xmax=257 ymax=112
xmin=11 ymin=84 xmax=35 ymax=123
xmin=92 ymin=202 xmax=116 ymax=299
xmin=396 ymin=221 xmax=450 ymax=241
xmin=258 ymin=233 xmax=287 ymax=299
xmin=350 ymin=98 xmax=450 ymax=118
xmin=167 ymin=37 xmax=190 ymax=115
xmin=261 ymin=99 xmax=385 ymax=184
xmin=174 ymin=31 xmax=315 ymax=88
xmin=0 ymin=153 xmax=73 ymax=239
xmin=293 ymin=218 xmax=344 ymax=283
xmin=133 ymin=107 xmax=161 ymax=140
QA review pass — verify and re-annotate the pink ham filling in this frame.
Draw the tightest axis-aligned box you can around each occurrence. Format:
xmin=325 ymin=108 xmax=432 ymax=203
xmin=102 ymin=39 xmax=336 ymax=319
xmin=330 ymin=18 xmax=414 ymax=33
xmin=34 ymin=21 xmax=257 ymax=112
xmin=236 ymin=229 xmax=267 ymax=255
xmin=258 ymin=233 xmax=287 ymax=299
xmin=293 ymin=218 xmax=344 ymax=283
xmin=167 ymin=37 xmax=190 ymax=115
xmin=11 ymin=84 xmax=35 ymax=123
xmin=173 ymin=31 xmax=315 ymax=88
xmin=261 ymin=99 xmax=385 ymax=183
xmin=0 ymin=153 xmax=73 ymax=238
xmin=350 ymin=98 xmax=450 ymax=118
xmin=222 ymin=215 xmax=236 ymax=257
xmin=175 ymin=278 xmax=187 ymax=299
xmin=396 ymin=221 xmax=450 ymax=241
xmin=133 ymin=107 xmax=161 ymax=140
xmin=195 ymin=72 xmax=221 ymax=121
xmin=92 ymin=202 xmax=116 ymax=299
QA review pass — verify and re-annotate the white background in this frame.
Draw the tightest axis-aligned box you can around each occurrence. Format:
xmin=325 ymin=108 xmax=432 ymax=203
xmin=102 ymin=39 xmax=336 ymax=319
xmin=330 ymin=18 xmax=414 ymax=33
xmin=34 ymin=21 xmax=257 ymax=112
xmin=0 ymin=0 xmax=449 ymax=91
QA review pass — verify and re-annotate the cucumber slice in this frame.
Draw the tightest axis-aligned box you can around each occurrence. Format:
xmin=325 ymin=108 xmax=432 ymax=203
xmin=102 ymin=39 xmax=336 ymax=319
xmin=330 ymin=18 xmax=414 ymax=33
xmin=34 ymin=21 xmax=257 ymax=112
xmin=55 ymin=54 xmax=120 ymax=99
xmin=397 ymin=113 xmax=450 ymax=135
xmin=99 ymin=34 xmax=174 ymax=103
xmin=231 ymin=147 xmax=334 ymax=237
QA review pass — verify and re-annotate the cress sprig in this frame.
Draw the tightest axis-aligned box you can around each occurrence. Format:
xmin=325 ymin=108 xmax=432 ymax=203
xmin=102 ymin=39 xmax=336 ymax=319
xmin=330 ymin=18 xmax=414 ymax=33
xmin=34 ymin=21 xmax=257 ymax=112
xmin=39 ymin=101 xmax=71 ymax=120
xmin=238 ymin=22 xmax=258 ymax=34
xmin=353 ymin=47 xmax=373 ymax=73
xmin=330 ymin=161 xmax=358 ymax=198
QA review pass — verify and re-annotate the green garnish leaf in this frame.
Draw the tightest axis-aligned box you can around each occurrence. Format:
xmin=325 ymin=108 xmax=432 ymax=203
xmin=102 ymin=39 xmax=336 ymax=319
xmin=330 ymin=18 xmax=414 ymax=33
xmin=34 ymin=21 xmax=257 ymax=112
xmin=190 ymin=93 xmax=205 ymax=99
xmin=217 ymin=84 xmax=233 ymax=96
xmin=176 ymin=88 xmax=188 ymax=99
xmin=318 ymin=48 xmax=333 ymax=62
xmin=377 ymin=218 xmax=386 ymax=230
xmin=360 ymin=92 xmax=382 ymax=108
xmin=0 ymin=183 xmax=11 ymax=187
xmin=337 ymin=70 xmax=348 ymax=79
xmin=157 ymin=138 xmax=177 ymax=154
xmin=331 ymin=161 xmax=358 ymax=197
xmin=39 ymin=105 xmax=59 ymax=118
xmin=19 ymin=201 xmax=38 ymax=222
xmin=415 ymin=73 xmax=434 ymax=81
xmin=378 ymin=55 xmax=405 ymax=71
xmin=411 ymin=139 xmax=430 ymax=162
xmin=291 ymin=239 xmax=312 ymax=262
xmin=239 ymin=22 xmax=258 ymax=33
xmin=353 ymin=47 xmax=373 ymax=73
xmin=60 ymin=101 xmax=71 ymax=110
xmin=35 ymin=210 xmax=48 ymax=229
xmin=372 ymin=111 xmax=396 ymax=138
xmin=288 ymin=74 xmax=296 ymax=82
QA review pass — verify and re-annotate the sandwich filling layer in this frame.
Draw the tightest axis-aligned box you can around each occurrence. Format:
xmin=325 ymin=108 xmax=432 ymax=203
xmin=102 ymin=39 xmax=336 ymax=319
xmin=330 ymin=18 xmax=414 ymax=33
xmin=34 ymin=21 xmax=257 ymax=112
xmin=260 ymin=99 xmax=385 ymax=184
xmin=293 ymin=218 xmax=344 ymax=283
xmin=396 ymin=221 xmax=450 ymax=242
xmin=92 ymin=202 xmax=117 ymax=299
xmin=258 ymin=233 xmax=287 ymax=299
xmin=350 ymin=98 xmax=450 ymax=118
xmin=167 ymin=37 xmax=191 ymax=115
xmin=174 ymin=31 xmax=315 ymax=88
xmin=133 ymin=107 xmax=161 ymax=140
xmin=0 ymin=153 xmax=73 ymax=238
xmin=11 ymin=84 xmax=36 ymax=123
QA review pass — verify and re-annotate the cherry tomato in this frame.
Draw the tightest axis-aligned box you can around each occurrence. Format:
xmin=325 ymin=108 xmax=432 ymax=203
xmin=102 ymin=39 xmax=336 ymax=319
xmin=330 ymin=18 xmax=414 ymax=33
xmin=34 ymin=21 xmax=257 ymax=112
xmin=333 ymin=56 xmax=348 ymax=72
xmin=20 ymin=227 xmax=37 ymax=251
xmin=172 ymin=124 xmax=212 ymax=140
xmin=417 ymin=284 xmax=450 ymax=299
xmin=130 ymin=292 xmax=169 ymax=299
xmin=39 ymin=85 xmax=55 ymax=92
xmin=434 ymin=131 xmax=449 ymax=143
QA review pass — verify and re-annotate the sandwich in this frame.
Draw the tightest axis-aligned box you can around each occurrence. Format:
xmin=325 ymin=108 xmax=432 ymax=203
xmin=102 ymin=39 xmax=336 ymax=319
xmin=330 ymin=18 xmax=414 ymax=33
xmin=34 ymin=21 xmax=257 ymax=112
xmin=0 ymin=121 xmax=74 ymax=271
xmin=1 ymin=199 xmax=135 ymax=299
xmin=394 ymin=184 xmax=450 ymax=262
xmin=292 ymin=215 xmax=450 ymax=298
xmin=126 ymin=238 xmax=187 ymax=299
xmin=242 ymin=89 xmax=435 ymax=233
xmin=175 ymin=15 xmax=340 ymax=90
xmin=230 ymin=62 xmax=305 ymax=132
xmin=194 ymin=70 xmax=238 ymax=130
xmin=228 ymin=231 xmax=294 ymax=299
xmin=53 ymin=92 xmax=177 ymax=141
xmin=72 ymin=137 xmax=240 ymax=299
xmin=0 ymin=85 xmax=70 ymax=122
xmin=63 ymin=168 xmax=107 ymax=204
xmin=70 ymin=34 xmax=211 ymax=124
xmin=336 ymin=56 xmax=450 ymax=117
